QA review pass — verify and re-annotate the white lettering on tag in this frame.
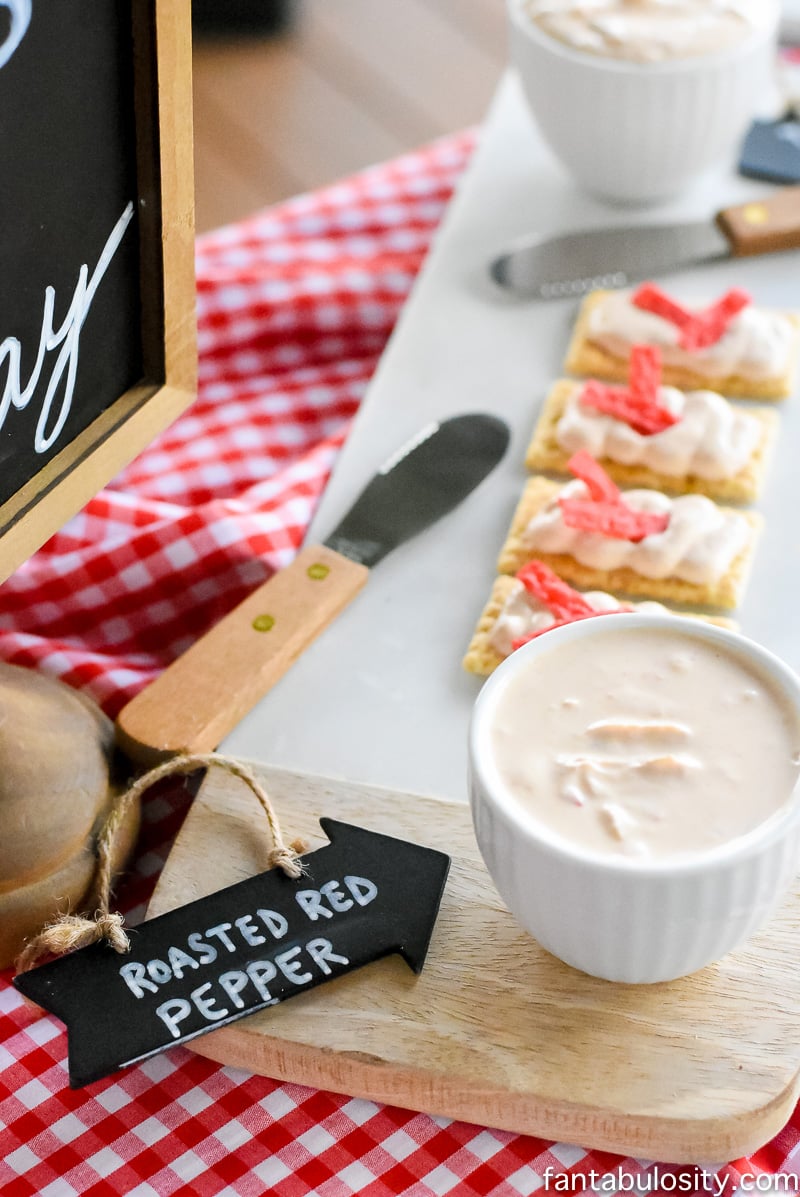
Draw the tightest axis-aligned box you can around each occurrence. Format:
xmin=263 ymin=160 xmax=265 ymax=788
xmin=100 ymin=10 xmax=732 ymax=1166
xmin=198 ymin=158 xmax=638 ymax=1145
xmin=187 ymin=932 xmax=217 ymax=964
xmin=155 ymin=998 xmax=192 ymax=1039
xmin=167 ymin=946 xmax=200 ymax=980
xmin=306 ymin=939 xmax=349 ymax=975
xmin=190 ymin=983 xmax=228 ymax=1022
xmin=274 ymin=946 xmax=313 ymax=986
xmin=256 ymin=909 xmax=288 ymax=939
xmin=296 ymin=876 xmax=378 ymax=921
xmin=119 ymin=961 xmax=158 ymax=998
xmin=344 ymin=877 xmax=378 ymax=907
xmin=218 ymin=971 xmax=250 ymax=1010
xmin=246 ymin=960 xmax=279 ymax=1004
xmin=144 ymin=933 xmax=357 ymax=1041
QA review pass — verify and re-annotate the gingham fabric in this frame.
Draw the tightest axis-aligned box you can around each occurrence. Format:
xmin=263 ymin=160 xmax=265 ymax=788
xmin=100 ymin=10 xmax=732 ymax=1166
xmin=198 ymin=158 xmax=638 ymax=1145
xmin=2 ymin=133 xmax=800 ymax=1197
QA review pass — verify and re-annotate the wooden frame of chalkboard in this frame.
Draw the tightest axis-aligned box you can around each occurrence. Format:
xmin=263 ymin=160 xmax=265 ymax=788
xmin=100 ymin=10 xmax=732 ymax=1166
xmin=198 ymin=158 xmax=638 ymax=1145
xmin=0 ymin=0 xmax=196 ymax=583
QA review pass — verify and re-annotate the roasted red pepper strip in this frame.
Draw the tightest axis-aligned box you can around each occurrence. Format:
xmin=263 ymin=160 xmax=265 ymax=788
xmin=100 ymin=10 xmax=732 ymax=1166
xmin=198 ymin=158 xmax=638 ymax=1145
xmin=560 ymin=451 xmax=671 ymax=540
xmin=559 ymin=497 xmax=670 ymax=541
xmin=628 ymin=343 xmax=662 ymax=404
xmin=632 ymin=283 xmax=751 ymax=351
xmin=516 ymin=560 xmax=595 ymax=619
xmin=566 ymin=449 xmax=621 ymax=503
xmin=684 ymin=289 xmax=751 ymax=351
xmin=580 ymin=344 xmax=678 ymax=435
xmin=581 ymin=390 xmax=677 ymax=435
xmin=580 ymin=382 xmax=678 ymax=435
xmin=631 ymin=283 xmax=693 ymax=331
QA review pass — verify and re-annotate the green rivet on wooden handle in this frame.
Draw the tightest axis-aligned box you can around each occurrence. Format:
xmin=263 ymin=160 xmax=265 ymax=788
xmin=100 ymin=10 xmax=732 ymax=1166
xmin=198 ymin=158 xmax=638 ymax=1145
xmin=252 ymin=614 xmax=275 ymax=633
xmin=307 ymin=563 xmax=330 ymax=581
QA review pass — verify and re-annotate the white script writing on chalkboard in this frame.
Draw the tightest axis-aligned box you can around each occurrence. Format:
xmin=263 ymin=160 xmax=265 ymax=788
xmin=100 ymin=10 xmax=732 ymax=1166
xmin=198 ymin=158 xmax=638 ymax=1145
xmin=0 ymin=201 xmax=134 ymax=455
xmin=154 ymin=938 xmax=351 ymax=1038
xmin=0 ymin=0 xmax=31 ymax=69
xmin=117 ymin=873 xmax=380 ymax=1039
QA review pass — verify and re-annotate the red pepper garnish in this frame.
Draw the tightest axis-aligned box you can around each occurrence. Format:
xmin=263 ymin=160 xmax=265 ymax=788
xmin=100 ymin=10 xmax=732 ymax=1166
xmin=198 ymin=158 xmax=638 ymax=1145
xmin=516 ymin=559 xmax=595 ymax=619
xmin=628 ymin=342 xmax=661 ymax=403
xmin=558 ymin=498 xmax=670 ymax=542
xmin=580 ymin=345 xmax=679 ymax=436
xmin=565 ymin=449 xmax=621 ymax=503
xmin=632 ymin=282 xmax=751 ymax=351
xmin=511 ymin=560 xmax=634 ymax=650
xmin=559 ymin=452 xmax=670 ymax=542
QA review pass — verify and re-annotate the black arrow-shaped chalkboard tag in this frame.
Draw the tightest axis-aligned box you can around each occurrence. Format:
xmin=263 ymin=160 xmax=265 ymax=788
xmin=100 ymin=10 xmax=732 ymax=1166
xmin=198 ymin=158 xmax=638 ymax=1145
xmin=14 ymin=819 xmax=450 ymax=1088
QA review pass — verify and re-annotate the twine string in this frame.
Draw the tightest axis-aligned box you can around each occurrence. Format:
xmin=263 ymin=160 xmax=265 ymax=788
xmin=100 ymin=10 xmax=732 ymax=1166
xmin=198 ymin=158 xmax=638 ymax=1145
xmin=16 ymin=753 xmax=307 ymax=973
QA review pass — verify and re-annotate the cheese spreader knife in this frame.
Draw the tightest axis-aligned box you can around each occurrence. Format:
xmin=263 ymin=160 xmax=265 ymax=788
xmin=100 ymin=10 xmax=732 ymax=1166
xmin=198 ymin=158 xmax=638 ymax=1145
xmin=490 ymin=186 xmax=800 ymax=300
xmin=116 ymin=413 xmax=509 ymax=765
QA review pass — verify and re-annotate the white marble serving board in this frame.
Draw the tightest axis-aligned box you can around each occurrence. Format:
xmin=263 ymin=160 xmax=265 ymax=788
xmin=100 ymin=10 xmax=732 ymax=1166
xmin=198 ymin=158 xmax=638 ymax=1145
xmin=222 ymin=72 xmax=799 ymax=802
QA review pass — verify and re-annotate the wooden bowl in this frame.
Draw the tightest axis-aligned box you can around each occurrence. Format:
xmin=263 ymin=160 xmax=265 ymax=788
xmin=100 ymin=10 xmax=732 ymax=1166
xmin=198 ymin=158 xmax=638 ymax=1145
xmin=0 ymin=664 xmax=140 ymax=969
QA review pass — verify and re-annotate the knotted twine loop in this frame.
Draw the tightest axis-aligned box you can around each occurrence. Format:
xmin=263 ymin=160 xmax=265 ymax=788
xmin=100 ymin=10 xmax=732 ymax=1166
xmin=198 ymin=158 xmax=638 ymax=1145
xmin=15 ymin=753 xmax=308 ymax=973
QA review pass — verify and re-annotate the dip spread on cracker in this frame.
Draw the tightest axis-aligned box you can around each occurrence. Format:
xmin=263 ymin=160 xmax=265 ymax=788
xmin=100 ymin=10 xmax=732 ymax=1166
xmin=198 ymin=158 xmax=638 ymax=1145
xmin=579 ymin=287 xmax=797 ymax=392
xmin=521 ymin=454 xmax=750 ymax=586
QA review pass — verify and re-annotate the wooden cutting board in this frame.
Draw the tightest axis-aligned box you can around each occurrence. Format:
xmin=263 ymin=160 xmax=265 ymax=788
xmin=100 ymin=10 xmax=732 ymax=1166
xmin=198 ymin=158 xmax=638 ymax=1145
xmin=146 ymin=762 xmax=800 ymax=1165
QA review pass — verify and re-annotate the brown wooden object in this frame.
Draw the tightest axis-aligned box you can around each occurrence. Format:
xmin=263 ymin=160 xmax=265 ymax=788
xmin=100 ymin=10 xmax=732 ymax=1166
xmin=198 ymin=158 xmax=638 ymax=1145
xmin=717 ymin=186 xmax=800 ymax=256
xmin=116 ymin=545 xmax=369 ymax=765
xmin=0 ymin=0 xmax=196 ymax=584
xmin=148 ymin=762 xmax=800 ymax=1166
xmin=0 ymin=665 xmax=139 ymax=968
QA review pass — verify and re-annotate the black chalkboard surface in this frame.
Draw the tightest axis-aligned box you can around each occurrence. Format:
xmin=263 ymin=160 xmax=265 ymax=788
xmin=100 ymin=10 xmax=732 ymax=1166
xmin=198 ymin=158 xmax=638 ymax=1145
xmin=0 ymin=0 xmax=195 ymax=579
xmin=15 ymin=819 xmax=451 ymax=1087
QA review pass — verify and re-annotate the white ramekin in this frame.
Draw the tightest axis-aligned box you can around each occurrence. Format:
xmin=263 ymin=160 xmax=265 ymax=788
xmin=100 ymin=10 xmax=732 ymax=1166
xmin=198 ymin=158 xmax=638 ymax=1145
xmin=507 ymin=0 xmax=780 ymax=203
xmin=468 ymin=614 xmax=800 ymax=983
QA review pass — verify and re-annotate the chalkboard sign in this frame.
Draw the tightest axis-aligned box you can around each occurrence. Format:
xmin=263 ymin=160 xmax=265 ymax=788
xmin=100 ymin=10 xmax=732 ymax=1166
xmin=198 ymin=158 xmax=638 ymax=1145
xmin=15 ymin=819 xmax=451 ymax=1087
xmin=0 ymin=0 xmax=195 ymax=580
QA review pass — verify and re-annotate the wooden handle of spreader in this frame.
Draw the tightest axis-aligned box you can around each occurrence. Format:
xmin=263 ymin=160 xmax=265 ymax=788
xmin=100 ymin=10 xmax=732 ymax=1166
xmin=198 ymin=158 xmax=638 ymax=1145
xmin=115 ymin=545 xmax=369 ymax=766
xmin=717 ymin=186 xmax=800 ymax=257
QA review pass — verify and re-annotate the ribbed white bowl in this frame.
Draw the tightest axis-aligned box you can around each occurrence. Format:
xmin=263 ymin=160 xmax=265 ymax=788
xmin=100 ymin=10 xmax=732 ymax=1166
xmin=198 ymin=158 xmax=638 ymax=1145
xmin=469 ymin=615 xmax=800 ymax=983
xmin=507 ymin=0 xmax=780 ymax=203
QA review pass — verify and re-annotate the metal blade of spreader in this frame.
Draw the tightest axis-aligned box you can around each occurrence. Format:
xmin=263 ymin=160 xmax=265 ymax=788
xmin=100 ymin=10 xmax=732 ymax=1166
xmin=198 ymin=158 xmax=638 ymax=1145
xmin=490 ymin=220 xmax=731 ymax=300
xmin=324 ymin=413 xmax=510 ymax=567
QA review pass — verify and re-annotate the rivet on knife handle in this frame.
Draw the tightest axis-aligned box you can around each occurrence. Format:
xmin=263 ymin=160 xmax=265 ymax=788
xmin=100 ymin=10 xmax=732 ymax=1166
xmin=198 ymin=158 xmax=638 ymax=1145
xmin=716 ymin=185 xmax=800 ymax=257
xmin=115 ymin=544 xmax=369 ymax=766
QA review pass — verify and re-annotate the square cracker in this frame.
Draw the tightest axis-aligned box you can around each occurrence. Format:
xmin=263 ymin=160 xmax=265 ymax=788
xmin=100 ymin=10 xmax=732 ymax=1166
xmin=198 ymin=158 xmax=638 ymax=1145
xmin=525 ymin=378 xmax=778 ymax=504
xmin=564 ymin=290 xmax=800 ymax=401
xmin=462 ymin=575 xmax=736 ymax=676
xmin=496 ymin=476 xmax=761 ymax=610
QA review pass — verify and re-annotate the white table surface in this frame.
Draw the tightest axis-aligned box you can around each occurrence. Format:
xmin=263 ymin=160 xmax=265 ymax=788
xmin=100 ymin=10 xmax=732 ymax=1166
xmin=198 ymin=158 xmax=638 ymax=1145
xmin=222 ymin=72 xmax=800 ymax=802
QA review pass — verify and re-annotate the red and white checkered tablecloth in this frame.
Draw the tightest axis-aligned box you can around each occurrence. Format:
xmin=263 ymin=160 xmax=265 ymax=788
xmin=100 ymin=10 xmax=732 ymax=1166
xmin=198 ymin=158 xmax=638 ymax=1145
xmin=2 ymin=132 xmax=800 ymax=1196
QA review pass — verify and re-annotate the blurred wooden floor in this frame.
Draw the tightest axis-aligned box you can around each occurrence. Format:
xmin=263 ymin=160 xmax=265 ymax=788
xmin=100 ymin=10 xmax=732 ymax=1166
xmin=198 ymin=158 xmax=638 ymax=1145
xmin=191 ymin=0 xmax=506 ymax=233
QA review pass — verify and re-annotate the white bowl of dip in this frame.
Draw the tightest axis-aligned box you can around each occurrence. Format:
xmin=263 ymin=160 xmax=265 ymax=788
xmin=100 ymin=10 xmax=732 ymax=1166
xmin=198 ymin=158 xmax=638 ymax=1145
xmin=508 ymin=0 xmax=780 ymax=203
xmin=468 ymin=614 xmax=800 ymax=983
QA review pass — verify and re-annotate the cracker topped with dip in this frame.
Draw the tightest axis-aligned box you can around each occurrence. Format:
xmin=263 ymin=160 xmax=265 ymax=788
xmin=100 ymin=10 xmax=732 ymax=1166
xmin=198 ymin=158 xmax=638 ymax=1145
xmin=526 ymin=345 xmax=777 ymax=503
xmin=466 ymin=283 xmax=780 ymax=673
xmin=470 ymin=614 xmax=800 ymax=982
xmin=565 ymin=284 xmax=800 ymax=400
xmin=463 ymin=564 xmax=734 ymax=677
xmin=498 ymin=451 xmax=761 ymax=609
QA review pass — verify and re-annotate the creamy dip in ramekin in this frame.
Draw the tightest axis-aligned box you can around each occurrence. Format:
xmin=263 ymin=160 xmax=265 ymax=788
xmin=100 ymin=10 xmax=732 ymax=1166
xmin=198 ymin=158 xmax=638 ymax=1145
xmin=469 ymin=615 xmax=800 ymax=981
xmin=523 ymin=0 xmax=774 ymax=64
xmin=508 ymin=0 xmax=780 ymax=201
xmin=488 ymin=624 xmax=799 ymax=861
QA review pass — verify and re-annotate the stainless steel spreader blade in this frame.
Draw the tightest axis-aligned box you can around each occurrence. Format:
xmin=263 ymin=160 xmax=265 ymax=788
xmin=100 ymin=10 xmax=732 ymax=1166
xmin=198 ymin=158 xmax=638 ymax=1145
xmin=325 ymin=413 xmax=510 ymax=567
xmin=490 ymin=221 xmax=731 ymax=301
